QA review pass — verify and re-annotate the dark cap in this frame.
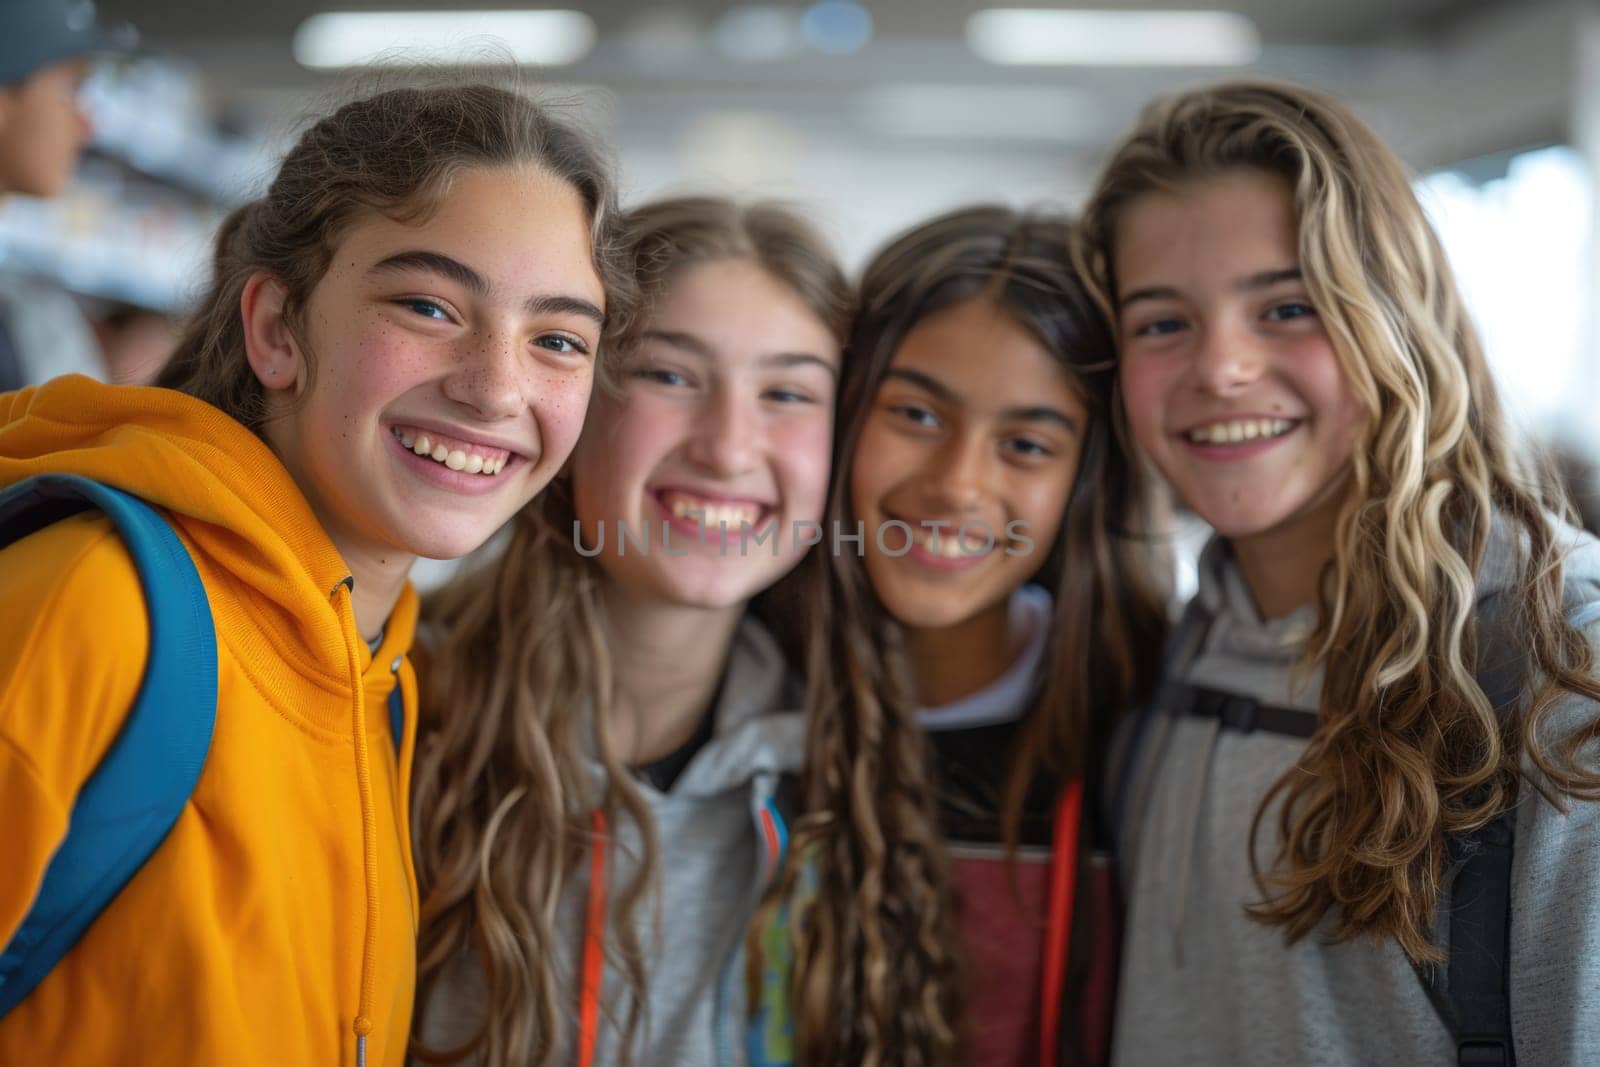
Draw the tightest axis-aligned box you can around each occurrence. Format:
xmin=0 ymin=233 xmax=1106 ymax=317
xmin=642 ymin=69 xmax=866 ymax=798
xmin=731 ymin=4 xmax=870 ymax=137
xmin=0 ymin=0 xmax=137 ymax=86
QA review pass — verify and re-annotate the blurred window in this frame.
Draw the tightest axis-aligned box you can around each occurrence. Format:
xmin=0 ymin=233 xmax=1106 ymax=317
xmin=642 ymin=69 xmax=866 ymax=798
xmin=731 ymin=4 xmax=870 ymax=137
xmin=1417 ymin=145 xmax=1592 ymax=436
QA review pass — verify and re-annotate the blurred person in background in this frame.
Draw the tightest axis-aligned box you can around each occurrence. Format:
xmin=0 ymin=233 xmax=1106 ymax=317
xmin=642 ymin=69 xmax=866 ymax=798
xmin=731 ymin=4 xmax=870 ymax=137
xmin=0 ymin=0 xmax=133 ymax=390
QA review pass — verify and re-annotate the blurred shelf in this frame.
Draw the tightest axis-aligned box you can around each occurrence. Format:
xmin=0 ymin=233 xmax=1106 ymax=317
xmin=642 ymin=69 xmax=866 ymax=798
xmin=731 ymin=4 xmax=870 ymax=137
xmin=0 ymin=57 xmax=260 ymax=313
xmin=0 ymin=159 xmax=222 ymax=314
xmin=80 ymin=56 xmax=270 ymax=205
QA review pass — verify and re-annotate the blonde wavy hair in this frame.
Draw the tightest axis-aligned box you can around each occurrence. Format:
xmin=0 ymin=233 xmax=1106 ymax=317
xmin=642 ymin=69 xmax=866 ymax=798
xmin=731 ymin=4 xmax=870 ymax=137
xmin=410 ymin=196 xmax=849 ymax=1065
xmin=1078 ymin=80 xmax=1600 ymax=962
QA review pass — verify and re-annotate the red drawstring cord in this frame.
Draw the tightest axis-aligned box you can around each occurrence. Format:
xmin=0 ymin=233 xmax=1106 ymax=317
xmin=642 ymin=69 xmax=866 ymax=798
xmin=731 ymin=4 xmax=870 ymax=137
xmin=578 ymin=809 xmax=608 ymax=1067
xmin=1039 ymin=780 xmax=1083 ymax=1067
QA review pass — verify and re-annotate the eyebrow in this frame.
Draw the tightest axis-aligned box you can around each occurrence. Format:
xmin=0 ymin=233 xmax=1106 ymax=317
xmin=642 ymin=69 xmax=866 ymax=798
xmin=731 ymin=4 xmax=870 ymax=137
xmin=882 ymin=368 xmax=1079 ymax=432
xmin=762 ymin=351 xmax=839 ymax=378
xmin=528 ymin=294 xmax=606 ymax=326
xmin=643 ymin=331 xmax=838 ymax=376
xmin=370 ymin=250 xmax=486 ymax=294
xmin=1119 ymin=266 xmax=1304 ymax=309
xmin=370 ymin=250 xmax=605 ymax=325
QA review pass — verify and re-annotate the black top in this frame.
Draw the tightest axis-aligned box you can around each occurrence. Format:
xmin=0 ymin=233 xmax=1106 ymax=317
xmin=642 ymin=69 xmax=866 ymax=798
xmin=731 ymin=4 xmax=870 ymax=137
xmin=926 ymin=717 xmax=1057 ymax=849
xmin=631 ymin=698 xmax=719 ymax=794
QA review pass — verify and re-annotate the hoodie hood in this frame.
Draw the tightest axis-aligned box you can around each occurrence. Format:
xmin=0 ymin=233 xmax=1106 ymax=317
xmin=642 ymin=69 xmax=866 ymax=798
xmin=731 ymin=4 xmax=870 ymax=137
xmin=1190 ymin=512 xmax=1600 ymax=670
xmin=0 ymin=376 xmax=417 ymax=685
xmin=1114 ymin=518 xmax=1600 ymax=1066
xmin=0 ymin=381 xmax=422 ymax=1061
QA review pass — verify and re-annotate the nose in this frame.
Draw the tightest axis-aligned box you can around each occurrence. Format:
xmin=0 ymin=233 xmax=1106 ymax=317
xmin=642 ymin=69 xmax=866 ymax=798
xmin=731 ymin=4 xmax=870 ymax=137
xmin=440 ymin=328 xmax=525 ymax=422
xmin=920 ymin=431 xmax=986 ymax=514
xmin=1190 ymin=317 xmax=1266 ymax=396
xmin=685 ymin=382 xmax=760 ymax=477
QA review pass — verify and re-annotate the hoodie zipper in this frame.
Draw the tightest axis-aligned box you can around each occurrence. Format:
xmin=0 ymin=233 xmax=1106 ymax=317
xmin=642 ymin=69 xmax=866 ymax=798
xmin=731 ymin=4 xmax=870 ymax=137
xmin=331 ymin=578 xmax=383 ymax=1066
xmin=716 ymin=788 xmax=788 ymax=1067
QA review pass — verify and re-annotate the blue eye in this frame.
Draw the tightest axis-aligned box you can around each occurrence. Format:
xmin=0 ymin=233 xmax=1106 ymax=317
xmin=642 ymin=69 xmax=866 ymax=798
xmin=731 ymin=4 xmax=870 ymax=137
xmin=400 ymin=298 xmax=450 ymax=321
xmin=634 ymin=368 xmax=689 ymax=387
xmin=536 ymin=334 xmax=589 ymax=356
xmin=1265 ymin=302 xmax=1316 ymax=321
xmin=1134 ymin=317 xmax=1184 ymax=337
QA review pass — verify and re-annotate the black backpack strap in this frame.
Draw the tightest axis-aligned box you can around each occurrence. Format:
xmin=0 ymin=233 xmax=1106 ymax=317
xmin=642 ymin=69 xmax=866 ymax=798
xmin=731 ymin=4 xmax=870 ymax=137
xmin=1164 ymin=609 xmax=1523 ymax=1066
xmin=1428 ymin=598 xmax=1523 ymax=1066
xmin=1440 ymin=812 xmax=1517 ymax=1066
xmin=1178 ymin=685 xmax=1318 ymax=739
xmin=1100 ymin=598 xmax=1213 ymax=864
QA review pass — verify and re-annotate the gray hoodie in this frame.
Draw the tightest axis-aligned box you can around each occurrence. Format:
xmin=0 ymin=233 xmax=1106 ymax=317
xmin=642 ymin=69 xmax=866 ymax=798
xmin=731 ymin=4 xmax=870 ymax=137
xmin=417 ymin=614 xmax=805 ymax=1066
xmin=1111 ymin=523 xmax=1600 ymax=1067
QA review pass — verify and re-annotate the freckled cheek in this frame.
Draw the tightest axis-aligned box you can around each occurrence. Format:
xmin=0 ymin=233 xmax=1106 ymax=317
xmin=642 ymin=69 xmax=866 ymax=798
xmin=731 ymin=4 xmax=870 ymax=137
xmin=349 ymin=328 xmax=437 ymax=392
xmin=531 ymin=372 xmax=598 ymax=448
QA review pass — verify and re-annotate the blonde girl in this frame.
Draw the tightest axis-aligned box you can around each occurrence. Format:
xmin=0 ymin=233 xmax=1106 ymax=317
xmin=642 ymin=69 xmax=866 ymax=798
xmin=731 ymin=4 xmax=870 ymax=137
xmin=0 ymin=82 xmax=625 ymax=1065
xmin=411 ymin=196 xmax=850 ymax=1066
xmin=1080 ymin=80 xmax=1600 ymax=1065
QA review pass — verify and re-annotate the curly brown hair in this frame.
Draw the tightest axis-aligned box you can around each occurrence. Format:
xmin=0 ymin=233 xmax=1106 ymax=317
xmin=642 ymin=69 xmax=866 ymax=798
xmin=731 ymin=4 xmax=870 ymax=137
xmin=410 ymin=195 xmax=849 ymax=1066
xmin=157 ymin=78 xmax=632 ymax=425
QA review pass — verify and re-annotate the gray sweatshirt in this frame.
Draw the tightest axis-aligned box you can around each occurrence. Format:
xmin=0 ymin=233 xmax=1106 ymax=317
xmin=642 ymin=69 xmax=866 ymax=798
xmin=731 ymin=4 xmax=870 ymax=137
xmin=1111 ymin=525 xmax=1600 ymax=1067
xmin=417 ymin=614 xmax=805 ymax=1066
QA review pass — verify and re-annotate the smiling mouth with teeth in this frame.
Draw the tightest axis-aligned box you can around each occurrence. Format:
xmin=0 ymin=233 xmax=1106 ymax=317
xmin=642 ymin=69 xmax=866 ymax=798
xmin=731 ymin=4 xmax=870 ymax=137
xmin=658 ymin=489 xmax=773 ymax=532
xmin=1184 ymin=417 xmax=1297 ymax=445
xmin=907 ymin=524 xmax=993 ymax=559
xmin=393 ymin=427 xmax=510 ymax=476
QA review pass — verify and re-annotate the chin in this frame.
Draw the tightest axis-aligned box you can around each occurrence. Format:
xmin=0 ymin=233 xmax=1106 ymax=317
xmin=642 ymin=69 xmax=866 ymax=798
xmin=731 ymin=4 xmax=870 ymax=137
xmin=402 ymin=527 xmax=500 ymax=563
xmin=879 ymin=591 xmax=975 ymax=634
xmin=1195 ymin=508 xmax=1291 ymax=542
xmin=632 ymin=562 xmax=763 ymax=610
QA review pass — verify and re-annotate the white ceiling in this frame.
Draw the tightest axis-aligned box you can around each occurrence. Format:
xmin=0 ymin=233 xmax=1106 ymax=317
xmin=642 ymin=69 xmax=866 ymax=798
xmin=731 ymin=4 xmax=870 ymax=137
xmin=95 ymin=0 xmax=1563 ymax=266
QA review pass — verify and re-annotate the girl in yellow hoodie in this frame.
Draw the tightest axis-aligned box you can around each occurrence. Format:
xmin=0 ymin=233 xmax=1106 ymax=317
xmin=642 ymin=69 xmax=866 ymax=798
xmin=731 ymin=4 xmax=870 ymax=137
xmin=0 ymin=81 xmax=630 ymax=1066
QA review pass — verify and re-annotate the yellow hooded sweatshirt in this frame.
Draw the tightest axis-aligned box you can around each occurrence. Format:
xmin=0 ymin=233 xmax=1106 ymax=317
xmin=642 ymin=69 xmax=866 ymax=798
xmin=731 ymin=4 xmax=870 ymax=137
xmin=0 ymin=376 xmax=419 ymax=1066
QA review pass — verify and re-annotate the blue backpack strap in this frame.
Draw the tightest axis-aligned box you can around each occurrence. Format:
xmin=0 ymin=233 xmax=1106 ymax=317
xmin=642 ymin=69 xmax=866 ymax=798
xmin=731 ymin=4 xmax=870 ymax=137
xmin=0 ymin=473 xmax=218 ymax=1019
xmin=387 ymin=684 xmax=404 ymax=760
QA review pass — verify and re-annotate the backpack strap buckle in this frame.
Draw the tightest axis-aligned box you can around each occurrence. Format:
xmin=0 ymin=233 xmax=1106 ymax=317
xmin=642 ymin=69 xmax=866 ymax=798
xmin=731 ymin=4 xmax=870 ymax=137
xmin=1458 ymin=1038 xmax=1511 ymax=1066
xmin=1191 ymin=686 xmax=1260 ymax=732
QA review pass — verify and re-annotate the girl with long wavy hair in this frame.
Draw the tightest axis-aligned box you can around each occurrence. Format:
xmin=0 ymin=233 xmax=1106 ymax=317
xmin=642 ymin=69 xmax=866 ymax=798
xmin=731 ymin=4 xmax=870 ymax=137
xmin=1080 ymin=80 xmax=1600 ymax=1064
xmin=0 ymin=81 xmax=623 ymax=1065
xmin=755 ymin=206 xmax=1167 ymax=1066
xmin=411 ymin=196 xmax=850 ymax=1066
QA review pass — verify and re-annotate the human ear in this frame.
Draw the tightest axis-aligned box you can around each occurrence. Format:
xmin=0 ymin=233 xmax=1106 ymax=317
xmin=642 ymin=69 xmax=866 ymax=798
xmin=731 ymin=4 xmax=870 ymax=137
xmin=240 ymin=271 xmax=303 ymax=393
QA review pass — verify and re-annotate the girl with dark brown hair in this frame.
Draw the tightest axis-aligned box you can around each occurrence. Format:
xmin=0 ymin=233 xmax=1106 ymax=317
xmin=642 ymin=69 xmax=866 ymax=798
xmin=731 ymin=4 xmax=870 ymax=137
xmin=754 ymin=205 xmax=1167 ymax=1066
